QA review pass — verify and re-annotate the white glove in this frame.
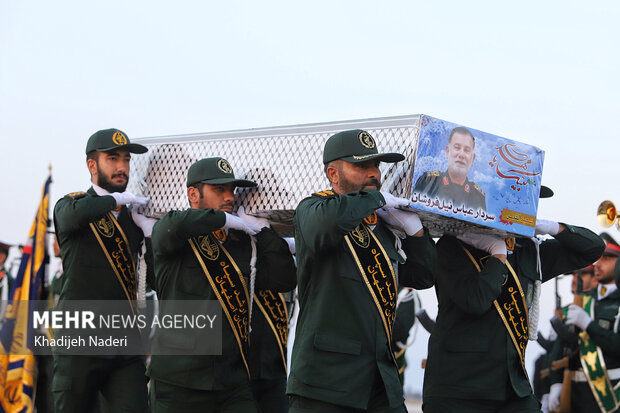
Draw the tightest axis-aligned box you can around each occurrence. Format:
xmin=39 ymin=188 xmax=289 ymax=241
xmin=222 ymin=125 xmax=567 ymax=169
xmin=457 ymin=232 xmax=507 ymax=256
xmin=376 ymin=208 xmax=423 ymax=236
xmin=535 ymin=219 xmax=560 ymax=236
xmin=109 ymin=191 xmax=149 ymax=207
xmin=566 ymin=304 xmax=592 ymax=330
xmin=548 ymin=383 xmax=562 ymax=412
xmin=131 ymin=208 xmax=157 ymax=238
xmin=379 ymin=191 xmax=410 ymax=209
xmin=541 ymin=393 xmax=549 ymax=413
xmin=223 ymin=212 xmax=259 ymax=236
xmin=283 ymin=237 xmax=296 ymax=255
xmin=236 ymin=206 xmax=270 ymax=230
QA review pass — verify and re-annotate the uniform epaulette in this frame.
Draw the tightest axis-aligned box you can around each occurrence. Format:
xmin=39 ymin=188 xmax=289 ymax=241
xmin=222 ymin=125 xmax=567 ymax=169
xmin=312 ymin=190 xmax=337 ymax=199
xmin=473 ymin=183 xmax=485 ymax=196
xmin=427 ymin=171 xmax=441 ymax=177
xmin=65 ymin=191 xmax=87 ymax=199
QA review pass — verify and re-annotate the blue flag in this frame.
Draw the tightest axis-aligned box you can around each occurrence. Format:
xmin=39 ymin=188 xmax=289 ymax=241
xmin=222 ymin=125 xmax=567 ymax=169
xmin=0 ymin=175 xmax=51 ymax=413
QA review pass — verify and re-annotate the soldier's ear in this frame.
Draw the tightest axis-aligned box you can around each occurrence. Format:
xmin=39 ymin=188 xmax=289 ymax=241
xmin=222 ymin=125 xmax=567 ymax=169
xmin=326 ymin=163 xmax=339 ymax=186
xmin=86 ymin=158 xmax=98 ymax=179
xmin=187 ymin=186 xmax=200 ymax=207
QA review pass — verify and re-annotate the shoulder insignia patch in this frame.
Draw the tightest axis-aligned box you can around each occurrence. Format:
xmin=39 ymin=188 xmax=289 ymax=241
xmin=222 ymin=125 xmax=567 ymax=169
xmin=598 ymin=319 xmax=611 ymax=330
xmin=312 ymin=190 xmax=337 ymax=198
xmin=428 ymin=171 xmax=440 ymax=177
xmin=65 ymin=191 xmax=87 ymax=199
xmin=473 ymin=183 xmax=485 ymax=196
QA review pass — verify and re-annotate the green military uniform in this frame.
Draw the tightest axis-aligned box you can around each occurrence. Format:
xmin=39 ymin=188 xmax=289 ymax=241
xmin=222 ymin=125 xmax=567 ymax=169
xmin=414 ymin=170 xmax=486 ymax=212
xmin=391 ymin=289 xmax=418 ymax=382
xmin=249 ymin=292 xmax=292 ymax=413
xmin=53 ymin=187 xmax=152 ymax=413
xmin=147 ymin=208 xmax=296 ymax=413
xmin=548 ymin=286 xmax=620 ymax=412
xmin=532 ymin=351 xmax=551 ymax=404
xmin=287 ymin=189 xmax=436 ymax=411
xmin=422 ymin=225 xmax=604 ymax=412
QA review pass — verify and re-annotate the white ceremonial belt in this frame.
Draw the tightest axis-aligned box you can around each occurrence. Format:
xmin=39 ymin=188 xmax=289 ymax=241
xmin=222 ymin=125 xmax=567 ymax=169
xmin=572 ymin=368 xmax=620 ymax=383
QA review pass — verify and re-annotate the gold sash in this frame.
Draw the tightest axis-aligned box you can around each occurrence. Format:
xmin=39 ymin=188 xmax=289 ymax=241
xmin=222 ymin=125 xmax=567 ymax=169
xmin=345 ymin=222 xmax=398 ymax=358
xmin=89 ymin=212 xmax=137 ymax=313
xmin=188 ymin=233 xmax=251 ymax=378
xmin=578 ymin=295 xmax=620 ymax=412
xmin=462 ymin=245 xmax=529 ymax=378
xmin=254 ymin=290 xmax=288 ymax=373
xmin=311 ymin=190 xmax=397 ymax=360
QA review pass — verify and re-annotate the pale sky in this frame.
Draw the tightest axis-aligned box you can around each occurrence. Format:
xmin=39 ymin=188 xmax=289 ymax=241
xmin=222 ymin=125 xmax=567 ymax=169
xmin=1 ymin=0 xmax=619 ymax=395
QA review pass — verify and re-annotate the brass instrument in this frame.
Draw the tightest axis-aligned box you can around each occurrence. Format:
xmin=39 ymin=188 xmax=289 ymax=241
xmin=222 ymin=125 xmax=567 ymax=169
xmin=597 ymin=200 xmax=620 ymax=230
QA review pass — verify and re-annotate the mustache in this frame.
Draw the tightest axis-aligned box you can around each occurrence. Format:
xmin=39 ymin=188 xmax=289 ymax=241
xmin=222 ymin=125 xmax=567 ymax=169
xmin=220 ymin=202 xmax=234 ymax=209
xmin=112 ymin=173 xmax=128 ymax=180
xmin=366 ymin=179 xmax=381 ymax=189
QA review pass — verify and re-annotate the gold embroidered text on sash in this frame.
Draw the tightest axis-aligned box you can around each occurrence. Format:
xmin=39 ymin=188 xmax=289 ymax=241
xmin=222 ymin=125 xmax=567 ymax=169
xmin=578 ymin=295 xmax=620 ymax=412
xmin=345 ymin=222 xmax=398 ymax=356
xmin=189 ymin=233 xmax=251 ymax=378
xmin=462 ymin=246 xmax=529 ymax=378
xmin=89 ymin=212 xmax=137 ymax=312
xmin=312 ymin=190 xmax=397 ymax=359
xmin=254 ymin=290 xmax=289 ymax=373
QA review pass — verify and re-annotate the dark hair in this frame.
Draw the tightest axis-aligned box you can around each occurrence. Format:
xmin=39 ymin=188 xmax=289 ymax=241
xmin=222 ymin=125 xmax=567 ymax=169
xmin=188 ymin=182 xmax=206 ymax=199
xmin=86 ymin=151 xmax=99 ymax=162
xmin=324 ymin=160 xmax=338 ymax=181
xmin=448 ymin=127 xmax=475 ymax=148
xmin=86 ymin=151 xmax=100 ymax=178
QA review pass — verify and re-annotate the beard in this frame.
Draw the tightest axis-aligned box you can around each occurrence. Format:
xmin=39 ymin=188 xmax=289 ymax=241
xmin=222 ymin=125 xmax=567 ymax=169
xmin=339 ymin=175 xmax=382 ymax=194
xmin=447 ymin=161 xmax=471 ymax=179
xmin=96 ymin=166 xmax=128 ymax=193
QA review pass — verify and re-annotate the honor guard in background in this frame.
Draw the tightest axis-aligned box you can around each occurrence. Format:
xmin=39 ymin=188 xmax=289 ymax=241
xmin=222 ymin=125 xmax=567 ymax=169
xmin=548 ymin=235 xmax=620 ymax=412
xmin=52 ymin=128 xmax=156 ymax=413
xmin=538 ymin=266 xmax=596 ymax=412
xmin=391 ymin=288 xmax=420 ymax=384
xmin=287 ymin=129 xmax=436 ymax=412
xmin=249 ymin=238 xmax=296 ymax=413
xmin=148 ymin=157 xmax=296 ymax=413
xmin=414 ymin=126 xmax=486 ymax=212
xmin=249 ymin=283 xmax=294 ymax=413
xmin=0 ymin=241 xmax=14 ymax=322
xmin=422 ymin=186 xmax=605 ymax=413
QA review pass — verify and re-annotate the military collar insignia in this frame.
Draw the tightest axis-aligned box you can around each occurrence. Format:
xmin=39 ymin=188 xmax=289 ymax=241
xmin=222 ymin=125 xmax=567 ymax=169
xmin=364 ymin=212 xmax=378 ymax=225
xmin=212 ymin=229 xmax=227 ymax=243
